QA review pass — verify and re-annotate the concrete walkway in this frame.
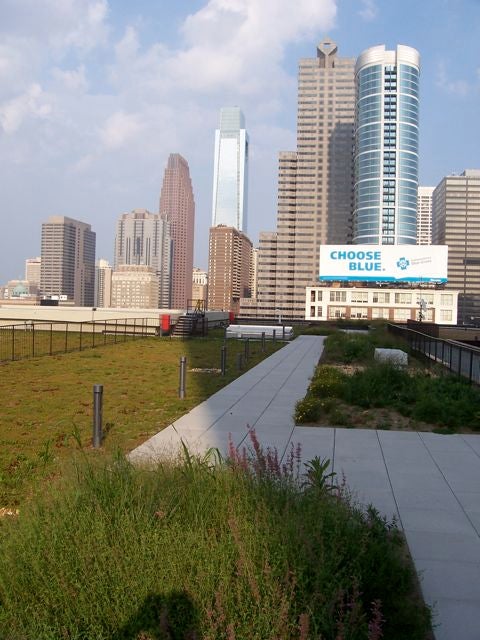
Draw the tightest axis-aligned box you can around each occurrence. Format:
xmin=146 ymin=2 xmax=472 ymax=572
xmin=129 ymin=335 xmax=480 ymax=640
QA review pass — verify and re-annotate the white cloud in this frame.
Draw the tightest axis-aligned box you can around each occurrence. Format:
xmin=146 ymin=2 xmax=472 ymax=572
xmin=0 ymin=0 xmax=109 ymax=53
xmin=52 ymin=65 xmax=88 ymax=92
xmin=110 ymin=0 xmax=336 ymax=96
xmin=358 ymin=0 xmax=377 ymax=21
xmin=99 ymin=111 xmax=143 ymax=150
xmin=436 ymin=61 xmax=470 ymax=97
xmin=0 ymin=83 xmax=52 ymax=134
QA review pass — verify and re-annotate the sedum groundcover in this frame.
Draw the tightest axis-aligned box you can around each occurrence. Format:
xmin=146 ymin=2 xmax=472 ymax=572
xmin=0 ymin=437 xmax=431 ymax=640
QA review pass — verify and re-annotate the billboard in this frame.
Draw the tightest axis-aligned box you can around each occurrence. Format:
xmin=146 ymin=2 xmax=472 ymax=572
xmin=318 ymin=245 xmax=448 ymax=283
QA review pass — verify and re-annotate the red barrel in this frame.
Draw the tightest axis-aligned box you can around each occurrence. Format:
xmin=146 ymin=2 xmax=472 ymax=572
xmin=161 ymin=314 xmax=171 ymax=331
xmin=229 ymin=311 xmax=235 ymax=323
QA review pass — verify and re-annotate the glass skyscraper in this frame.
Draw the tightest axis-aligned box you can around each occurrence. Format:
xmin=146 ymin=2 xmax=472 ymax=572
xmin=353 ymin=45 xmax=420 ymax=245
xmin=211 ymin=107 xmax=248 ymax=232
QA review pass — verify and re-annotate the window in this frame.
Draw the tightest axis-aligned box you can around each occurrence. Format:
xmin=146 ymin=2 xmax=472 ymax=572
xmin=310 ymin=306 xmax=315 ymax=317
xmin=395 ymin=292 xmax=412 ymax=304
xmin=417 ymin=294 xmax=434 ymax=305
xmin=328 ymin=306 xmax=346 ymax=319
xmin=310 ymin=290 xmax=315 ymax=302
xmin=330 ymin=290 xmax=347 ymax=302
xmin=373 ymin=291 xmax=390 ymax=303
xmin=372 ymin=308 xmax=390 ymax=319
xmin=393 ymin=308 xmax=411 ymax=321
xmin=440 ymin=309 xmax=452 ymax=321
xmin=350 ymin=307 xmax=368 ymax=319
xmin=350 ymin=291 xmax=368 ymax=303
xmin=440 ymin=294 xmax=453 ymax=306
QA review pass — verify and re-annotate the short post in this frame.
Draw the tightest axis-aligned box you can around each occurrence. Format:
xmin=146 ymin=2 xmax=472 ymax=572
xmin=282 ymin=324 xmax=285 ymax=340
xmin=261 ymin=331 xmax=266 ymax=352
xmin=220 ymin=345 xmax=227 ymax=375
xmin=237 ymin=352 xmax=243 ymax=371
xmin=93 ymin=384 xmax=103 ymax=448
xmin=273 ymin=329 xmax=276 ymax=343
xmin=244 ymin=337 xmax=249 ymax=361
xmin=179 ymin=356 xmax=187 ymax=398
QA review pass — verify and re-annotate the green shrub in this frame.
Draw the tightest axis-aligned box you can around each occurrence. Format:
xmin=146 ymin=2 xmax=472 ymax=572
xmin=295 ymin=396 xmax=323 ymax=423
xmin=323 ymin=332 xmax=373 ymax=364
xmin=309 ymin=365 xmax=347 ymax=398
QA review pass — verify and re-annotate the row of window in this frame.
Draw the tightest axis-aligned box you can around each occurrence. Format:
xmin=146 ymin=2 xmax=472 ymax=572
xmin=308 ymin=305 xmax=453 ymax=322
xmin=310 ymin=289 xmax=454 ymax=306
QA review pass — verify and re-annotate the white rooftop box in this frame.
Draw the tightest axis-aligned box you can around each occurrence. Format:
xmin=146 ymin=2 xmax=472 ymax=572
xmin=226 ymin=324 xmax=294 ymax=340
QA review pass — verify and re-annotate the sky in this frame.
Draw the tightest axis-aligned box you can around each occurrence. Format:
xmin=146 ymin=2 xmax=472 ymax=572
xmin=1 ymin=0 xmax=479 ymax=283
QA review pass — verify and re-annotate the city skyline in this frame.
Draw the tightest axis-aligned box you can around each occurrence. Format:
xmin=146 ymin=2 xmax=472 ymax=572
xmin=1 ymin=0 xmax=479 ymax=283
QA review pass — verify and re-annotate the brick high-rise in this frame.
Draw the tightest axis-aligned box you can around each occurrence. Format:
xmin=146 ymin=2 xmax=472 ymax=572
xmin=159 ymin=154 xmax=195 ymax=309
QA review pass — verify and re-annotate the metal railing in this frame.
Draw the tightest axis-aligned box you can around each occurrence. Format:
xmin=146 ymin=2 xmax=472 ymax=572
xmin=388 ymin=324 xmax=480 ymax=385
xmin=0 ymin=318 xmax=157 ymax=363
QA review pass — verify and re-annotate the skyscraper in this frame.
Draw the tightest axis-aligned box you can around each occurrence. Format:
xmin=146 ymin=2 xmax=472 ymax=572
xmin=25 ymin=257 xmax=41 ymax=291
xmin=40 ymin=216 xmax=95 ymax=306
xmin=114 ymin=209 xmax=172 ymax=308
xmin=94 ymin=259 xmax=112 ymax=308
xmin=208 ymin=225 xmax=252 ymax=313
xmin=417 ymin=186 xmax=434 ymax=245
xmin=432 ymin=170 xmax=480 ymax=324
xmin=241 ymin=39 xmax=356 ymax=320
xmin=159 ymin=154 xmax=195 ymax=309
xmin=211 ymin=107 xmax=249 ymax=232
xmin=353 ymin=45 xmax=420 ymax=245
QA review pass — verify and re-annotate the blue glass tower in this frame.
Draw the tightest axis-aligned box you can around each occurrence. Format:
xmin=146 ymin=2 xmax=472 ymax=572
xmin=353 ymin=45 xmax=420 ymax=245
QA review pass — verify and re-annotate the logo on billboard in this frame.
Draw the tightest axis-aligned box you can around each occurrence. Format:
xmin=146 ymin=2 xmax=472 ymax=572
xmin=396 ymin=257 xmax=410 ymax=271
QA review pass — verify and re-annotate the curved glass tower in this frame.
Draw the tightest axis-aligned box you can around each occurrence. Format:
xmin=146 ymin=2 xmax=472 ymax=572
xmin=353 ymin=45 xmax=420 ymax=245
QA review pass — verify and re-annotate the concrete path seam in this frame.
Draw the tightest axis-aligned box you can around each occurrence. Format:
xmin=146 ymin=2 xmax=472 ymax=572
xmin=417 ymin=432 xmax=480 ymax=538
xmin=375 ymin=429 xmax=405 ymax=530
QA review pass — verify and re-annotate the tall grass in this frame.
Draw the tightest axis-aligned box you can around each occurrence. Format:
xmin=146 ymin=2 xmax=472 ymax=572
xmin=0 ymin=440 xmax=430 ymax=639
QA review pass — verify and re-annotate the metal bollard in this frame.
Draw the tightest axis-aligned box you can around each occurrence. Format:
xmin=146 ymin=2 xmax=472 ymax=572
xmin=282 ymin=324 xmax=285 ymax=340
xmin=221 ymin=345 xmax=227 ymax=376
xmin=272 ymin=329 xmax=276 ymax=343
xmin=261 ymin=331 xmax=266 ymax=352
xmin=178 ymin=356 xmax=187 ymax=398
xmin=93 ymin=384 xmax=103 ymax=448
xmin=237 ymin=352 xmax=243 ymax=371
xmin=244 ymin=337 xmax=250 ymax=361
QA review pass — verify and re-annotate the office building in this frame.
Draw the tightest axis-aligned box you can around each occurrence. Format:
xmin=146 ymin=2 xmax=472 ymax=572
xmin=432 ymin=170 xmax=480 ymax=324
xmin=249 ymin=247 xmax=258 ymax=299
xmin=353 ymin=45 xmax=420 ymax=245
xmin=417 ymin=186 xmax=434 ymax=245
xmin=94 ymin=259 xmax=112 ymax=308
xmin=159 ymin=154 xmax=195 ymax=309
xmin=25 ymin=257 xmax=41 ymax=290
xmin=211 ymin=107 xmax=249 ymax=232
xmin=208 ymin=225 xmax=252 ymax=313
xmin=114 ymin=209 xmax=172 ymax=307
xmin=306 ymin=285 xmax=457 ymax=324
xmin=241 ymin=40 xmax=355 ymax=320
xmin=192 ymin=268 xmax=208 ymax=305
xmin=111 ymin=265 xmax=159 ymax=309
xmin=40 ymin=216 xmax=95 ymax=306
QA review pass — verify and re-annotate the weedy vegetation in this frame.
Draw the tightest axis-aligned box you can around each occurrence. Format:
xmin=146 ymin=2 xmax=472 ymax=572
xmin=0 ymin=434 xmax=431 ymax=640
